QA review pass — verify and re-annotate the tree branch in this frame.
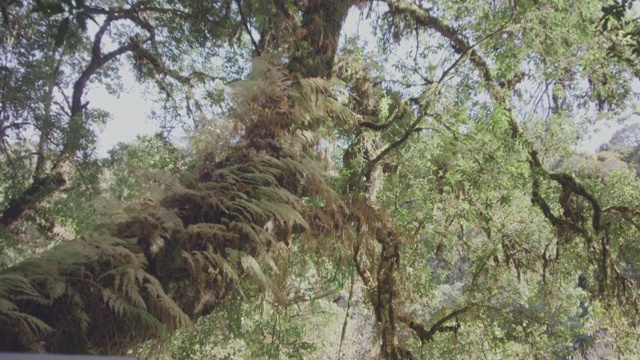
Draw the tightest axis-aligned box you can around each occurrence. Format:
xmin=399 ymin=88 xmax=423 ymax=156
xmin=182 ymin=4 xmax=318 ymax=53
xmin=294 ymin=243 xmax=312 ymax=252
xmin=398 ymin=306 xmax=469 ymax=344
xmin=0 ymin=172 xmax=67 ymax=227
xmin=386 ymin=0 xmax=637 ymax=302
xmin=235 ymin=0 xmax=261 ymax=56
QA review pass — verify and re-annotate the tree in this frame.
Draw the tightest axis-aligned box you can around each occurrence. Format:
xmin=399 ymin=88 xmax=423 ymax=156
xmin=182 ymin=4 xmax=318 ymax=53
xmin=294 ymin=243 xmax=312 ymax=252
xmin=608 ymin=122 xmax=640 ymax=148
xmin=104 ymin=133 xmax=184 ymax=203
xmin=1 ymin=0 xmax=640 ymax=358
xmin=599 ymin=121 xmax=640 ymax=177
xmin=0 ymin=0 xmax=235 ymax=234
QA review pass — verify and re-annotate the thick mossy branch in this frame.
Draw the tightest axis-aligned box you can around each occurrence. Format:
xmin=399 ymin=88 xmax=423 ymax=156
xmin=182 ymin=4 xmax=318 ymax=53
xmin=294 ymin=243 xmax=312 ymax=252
xmin=0 ymin=172 xmax=67 ymax=227
xmin=0 ymin=56 xmax=361 ymax=353
xmin=398 ymin=306 xmax=469 ymax=345
xmin=0 ymin=236 xmax=189 ymax=353
xmin=550 ymin=172 xmax=603 ymax=234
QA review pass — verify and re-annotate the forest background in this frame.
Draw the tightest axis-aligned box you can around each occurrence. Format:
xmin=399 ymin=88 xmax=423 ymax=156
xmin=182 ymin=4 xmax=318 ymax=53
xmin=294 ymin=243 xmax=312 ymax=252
xmin=2 ymin=0 xmax=640 ymax=359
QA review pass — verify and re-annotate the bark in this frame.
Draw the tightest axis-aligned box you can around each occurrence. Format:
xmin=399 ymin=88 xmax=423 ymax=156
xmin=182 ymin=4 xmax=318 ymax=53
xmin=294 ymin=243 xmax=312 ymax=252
xmin=0 ymin=172 xmax=67 ymax=227
xmin=335 ymin=38 xmax=427 ymax=358
xmin=376 ymin=231 xmax=409 ymax=360
xmin=288 ymin=0 xmax=354 ymax=78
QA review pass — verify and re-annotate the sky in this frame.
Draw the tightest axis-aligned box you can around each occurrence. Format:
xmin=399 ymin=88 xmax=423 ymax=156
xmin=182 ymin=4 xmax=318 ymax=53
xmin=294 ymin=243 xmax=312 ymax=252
xmin=90 ymin=8 xmax=629 ymax=158
xmin=90 ymin=76 xmax=156 ymax=157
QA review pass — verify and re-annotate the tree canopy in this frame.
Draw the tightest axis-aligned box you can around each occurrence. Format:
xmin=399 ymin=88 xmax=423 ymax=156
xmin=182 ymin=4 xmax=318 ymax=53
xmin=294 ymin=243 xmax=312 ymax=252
xmin=1 ymin=0 xmax=640 ymax=359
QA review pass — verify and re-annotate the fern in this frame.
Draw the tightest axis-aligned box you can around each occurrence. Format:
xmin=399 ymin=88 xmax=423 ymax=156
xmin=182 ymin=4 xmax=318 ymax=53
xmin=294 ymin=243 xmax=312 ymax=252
xmin=228 ymin=221 xmax=264 ymax=245
xmin=142 ymin=279 xmax=190 ymax=329
xmin=11 ymin=311 xmax=54 ymax=338
xmin=208 ymin=251 xmax=240 ymax=283
xmin=239 ymin=252 xmax=276 ymax=292
xmin=185 ymin=223 xmax=233 ymax=243
xmin=105 ymin=266 xmax=148 ymax=309
xmin=0 ymin=56 xmax=347 ymax=354
xmin=101 ymin=288 xmax=128 ymax=317
xmin=230 ymin=199 xmax=266 ymax=222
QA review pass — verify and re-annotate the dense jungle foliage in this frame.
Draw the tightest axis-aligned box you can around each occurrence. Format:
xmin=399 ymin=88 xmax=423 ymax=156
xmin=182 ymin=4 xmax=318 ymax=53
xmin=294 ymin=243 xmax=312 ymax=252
xmin=2 ymin=0 xmax=640 ymax=358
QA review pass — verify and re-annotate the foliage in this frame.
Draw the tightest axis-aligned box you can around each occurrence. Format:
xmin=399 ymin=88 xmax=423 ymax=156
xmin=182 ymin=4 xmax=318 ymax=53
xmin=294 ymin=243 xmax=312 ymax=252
xmin=608 ymin=122 xmax=640 ymax=148
xmin=1 ymin=0 xmax=640 ymax=359
xmin=104 ymin=134 xmax=185 ymax=203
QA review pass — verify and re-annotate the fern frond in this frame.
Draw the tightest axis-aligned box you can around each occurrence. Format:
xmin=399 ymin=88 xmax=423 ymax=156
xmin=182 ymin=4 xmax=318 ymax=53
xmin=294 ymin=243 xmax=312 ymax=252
xmin=181 ymin=251 xmax=197 ymax=272
xmin=238 ymin=252 xmax=282 ymax=300
xmin=116 ymin=267 xmax=147 ymax=309
xmin=72 ymin=309 xmax=90 ymax=333
xmin=255 ymin=186 xmax=301 ymax=205
xmin=185 ymin=223 xmax=234 ymax=244
xmin=239 ymin=253 xmax=267 ymax=284
xmin=0 ymin=274 xmax=48 ymax=305
xmin=12 ymin=311 xmax=55 ymax=338
xmin=44 ymin=279 xmax=66 ymax=300
xmin=228 ymin=221 xmax=264 ymax=245
xmin=102 ymin=288 xmax=128 ymax=317
xmin=208 ymin=251 xmax=240 ymax=283
xmin=142 ymin=279 xmax=190 ymax=328
xmin=0 ymin=298 xmax=17 ymax=312
xmin=260 ymin=201 xmax=309 ymax=229
xmin=230 ymin=199 xmax=267 ymax=222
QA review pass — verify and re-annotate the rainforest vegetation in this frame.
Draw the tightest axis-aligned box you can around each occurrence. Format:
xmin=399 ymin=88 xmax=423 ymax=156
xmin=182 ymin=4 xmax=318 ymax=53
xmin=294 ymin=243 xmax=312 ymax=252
xmin=1 ymin=0 xmax=640 ymax=358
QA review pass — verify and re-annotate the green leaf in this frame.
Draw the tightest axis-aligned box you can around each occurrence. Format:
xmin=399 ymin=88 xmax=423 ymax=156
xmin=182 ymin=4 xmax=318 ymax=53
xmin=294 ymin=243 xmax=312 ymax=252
xmin=54 ymin=17 xmax=71 ymax=48
xmin=33 ymin=0 xmax=65 ymax=15
xmin=76 ymin=13 xmax=87 ymax=31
